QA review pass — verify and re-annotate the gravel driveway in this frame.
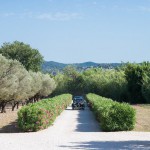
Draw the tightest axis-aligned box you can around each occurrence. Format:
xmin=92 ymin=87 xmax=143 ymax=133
xmin=0 ymin=106 xmax=150 ymax=150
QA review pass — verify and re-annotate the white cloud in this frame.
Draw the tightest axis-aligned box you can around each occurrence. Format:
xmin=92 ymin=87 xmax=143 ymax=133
xmin=0 ymin=11 xmax=82 ymax=21
xmin=0 ymin=12 xmax=15 ymax=17
xmin=36 ymin=12 xmax=82 ymax=21
xmin=19 ymin=12 xmax=34 ymax=19
xmin=0 ymin=11 xmax=34 ymax=19
xmin=123 ymin=5 xmax=150 ymax=13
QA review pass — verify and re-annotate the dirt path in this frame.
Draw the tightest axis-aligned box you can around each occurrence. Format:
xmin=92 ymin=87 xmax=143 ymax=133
xmin=0 ymin=107 xmax=21 ymax=133
xmin=0 ymin=106 xmax=150 ymax=150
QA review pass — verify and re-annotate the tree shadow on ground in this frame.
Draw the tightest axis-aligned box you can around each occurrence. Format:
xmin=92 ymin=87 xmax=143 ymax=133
xmin=74 ymin=106 xmax=101 ymax=132
xmin=0 ymin=119 xmax=22 ymax=133
xmin=59 ymin=141 xmax=150 ymax=150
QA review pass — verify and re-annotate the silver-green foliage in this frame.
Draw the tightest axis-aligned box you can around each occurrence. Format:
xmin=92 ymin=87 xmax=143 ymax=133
xmin=0 ymin=54 xmax=56 ymax=104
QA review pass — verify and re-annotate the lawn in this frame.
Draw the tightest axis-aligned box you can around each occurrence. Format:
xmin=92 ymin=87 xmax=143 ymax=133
xmin=133 ymin=105 xmax=150 ymax=132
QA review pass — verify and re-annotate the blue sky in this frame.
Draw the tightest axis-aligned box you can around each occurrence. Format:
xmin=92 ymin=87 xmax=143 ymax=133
xmin=0 ymin=0 xmax=150 ymax=63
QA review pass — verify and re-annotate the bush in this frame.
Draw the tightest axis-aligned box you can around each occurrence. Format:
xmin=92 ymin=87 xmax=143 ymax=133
xmin=18 ymin=94 xmax=72 ymax=132
xmin=86 ymin=93 xmax=136 ymax=131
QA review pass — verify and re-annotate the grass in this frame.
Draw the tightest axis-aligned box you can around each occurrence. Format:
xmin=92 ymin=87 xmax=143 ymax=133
xmin=133 ymin=104 xmax=150 ymax=132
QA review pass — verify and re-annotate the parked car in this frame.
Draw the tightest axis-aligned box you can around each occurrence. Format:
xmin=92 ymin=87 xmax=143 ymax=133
xmin=72 ymin=96 xmax=85 ymax=110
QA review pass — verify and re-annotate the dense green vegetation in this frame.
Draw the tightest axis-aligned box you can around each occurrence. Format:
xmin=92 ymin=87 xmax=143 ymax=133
xmin=1 ymin=40 xmax=149 ymax=133
xmin=142 ymin=73 xmax=150 ymax=103
xmin=18 ymin=94 xmax=72 ymax=132
xmin=1 ymin=41 xmax=149 ymax=105
xmin=53 ymin=63 xmax=150 ymax=104
xmin=124 ymin=62 xmax=150 ymax=103
xmin=52 ymin=66 xmax=84 ymax=96
xmin=53 ymin=67 xmax=124 ymax=99
xmin=86 ymin=93 xmax=136 ymax=131
xmin=0 ymin=53 xmax=55 ymax=113
xmin=0 ymin=41 xmax=43 ymax=72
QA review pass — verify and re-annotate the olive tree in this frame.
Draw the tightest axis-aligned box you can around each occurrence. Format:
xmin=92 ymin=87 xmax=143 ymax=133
xmin=0 ymin=54 xmax=56 ymax=112
xmin=10 ymin=66 xmax=32 ymax=110
xmin=39 ymin=74 xmax=56 ymax=97
xmin=0 ymin=54 xmax=20 ymax=112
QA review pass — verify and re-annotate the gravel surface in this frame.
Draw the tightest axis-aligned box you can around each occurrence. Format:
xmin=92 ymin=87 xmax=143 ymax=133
xmin=0 ymin=106 xmax=150 ymax=150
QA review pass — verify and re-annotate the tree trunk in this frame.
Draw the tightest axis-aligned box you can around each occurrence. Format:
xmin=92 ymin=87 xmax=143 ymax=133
xmin=12 ymin=102 xmax=17 ymax=111
xmin=17 ymin=102 xmax=19 ymax=109
xmin=1 ymin=102 xmax=7 ymax=113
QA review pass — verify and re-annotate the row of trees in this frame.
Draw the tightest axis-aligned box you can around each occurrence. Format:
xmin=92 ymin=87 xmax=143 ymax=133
xmin=53 ymin=66 xmax=127 ymax=101
xmin=0 ymin=40 xmax=149 ymax=111
xmin=0 ymin=54 xmax=56 ymax=113
xmin=53 ymin=63 xmax=150 ymax=104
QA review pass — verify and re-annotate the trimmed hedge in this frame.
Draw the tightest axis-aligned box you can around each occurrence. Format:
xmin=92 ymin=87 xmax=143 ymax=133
xmin=86 ymin=93 xmax=136 ymax=131
xmin=18 ymin=94 xmax=72 ymax=132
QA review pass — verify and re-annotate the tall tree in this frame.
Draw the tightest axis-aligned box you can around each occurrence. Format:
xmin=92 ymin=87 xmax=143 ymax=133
xmin=63 ymin=66 xmax=84 ymax=95
xmin=124 ymin=62 xmax=150 ymax=103
xmin=142 ymin=73 xmax=150 ymax=103
xmin=0 ymin=41 xmax=43 ymax=72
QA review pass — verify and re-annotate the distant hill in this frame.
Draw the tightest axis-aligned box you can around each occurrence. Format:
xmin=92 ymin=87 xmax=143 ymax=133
xmin=42 ymin=61 xmax=122 ymax=73
xmin=42 ymin=61 xmax=67 ymax=71
xmin=73 ymin=62 xmax=99 ymax=68
xmin=42 ymin=61 xmax=99 ymax=72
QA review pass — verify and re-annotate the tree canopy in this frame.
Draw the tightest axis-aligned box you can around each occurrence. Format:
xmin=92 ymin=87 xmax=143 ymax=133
xmin=124 ymin=62 xmax=150 ymax=103
xmin=0 ymin=54 xmax=56 ymax=112
xmin=0 ymin=41 xmax=43 ymax=72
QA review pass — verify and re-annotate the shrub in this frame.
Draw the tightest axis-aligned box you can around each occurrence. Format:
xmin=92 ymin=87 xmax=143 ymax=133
xmin=18 ymin=94 xmax=72 ymax=132
xmin=86 ymin=93 xmax=136 ymax=131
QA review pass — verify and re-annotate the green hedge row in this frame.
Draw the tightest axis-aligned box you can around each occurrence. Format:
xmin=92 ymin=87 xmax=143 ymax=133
xmin=86 ymin=93 xmax=136 ymax=131
xmin=18 ymin=94 xmax=72 ymax=132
